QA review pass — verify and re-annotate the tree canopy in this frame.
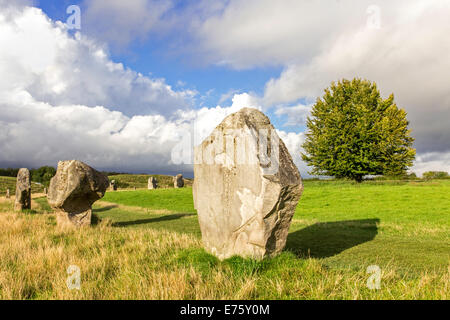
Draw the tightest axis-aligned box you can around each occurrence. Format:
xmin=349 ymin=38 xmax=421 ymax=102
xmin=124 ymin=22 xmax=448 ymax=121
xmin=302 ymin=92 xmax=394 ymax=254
xmin=30 ymin=166 xmax=56 ymax=187
xmin=302 ymin=78 xmax=416 ymax=182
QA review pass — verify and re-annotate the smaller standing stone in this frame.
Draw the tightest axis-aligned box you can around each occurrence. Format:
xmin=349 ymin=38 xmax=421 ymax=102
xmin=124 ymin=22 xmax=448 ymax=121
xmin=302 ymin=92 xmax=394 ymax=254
xmin=110 ymin=180 xmax=117 ymax=191
xmin=14 ymin=168 xmax=31 ymax=211
xmin=148 ymin=177 xmax=158 ymax=189
xmin=133 ymin=186 xmax=136 ymax=191
xmin=47 ymin=160 xmax=109 ymax=227
xmin=44 ymin=187 xmax=47 ymax=195
xmin=173 ymin=174 xmax=184 ymax=188
xmin=6 ymin=188 xmax=10 ymax=199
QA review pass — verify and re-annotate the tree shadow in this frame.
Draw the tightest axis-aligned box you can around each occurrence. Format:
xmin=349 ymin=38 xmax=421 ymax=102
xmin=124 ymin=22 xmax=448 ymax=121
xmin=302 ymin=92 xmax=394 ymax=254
xmin=285 ymin=218 xmax=380 ymax=258
xmin=112 ymin=213 xmax=196 ymax=227
xmin=93 ymin=205 xmax=118 ymax=213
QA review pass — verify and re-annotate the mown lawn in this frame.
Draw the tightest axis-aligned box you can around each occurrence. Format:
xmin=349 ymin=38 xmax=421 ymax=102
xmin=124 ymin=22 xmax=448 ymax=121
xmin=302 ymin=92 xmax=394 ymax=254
xmin=100 ymin=180 xmax=450 ymax=276
xmin=289 ymin=180 xmax=450 ymax=274
xmin=0 ymin=179 xmax=448 ymax=299
xmin=102 ymin=187 xmax=195 ymax=213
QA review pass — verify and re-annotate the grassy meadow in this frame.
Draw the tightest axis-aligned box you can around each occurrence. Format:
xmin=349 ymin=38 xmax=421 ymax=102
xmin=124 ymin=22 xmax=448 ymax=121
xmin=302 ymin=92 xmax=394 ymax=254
xmin=0 ymin=176 xmax=45 ymax=195
xmin=0 ymin=178 xmax=448 ymax=299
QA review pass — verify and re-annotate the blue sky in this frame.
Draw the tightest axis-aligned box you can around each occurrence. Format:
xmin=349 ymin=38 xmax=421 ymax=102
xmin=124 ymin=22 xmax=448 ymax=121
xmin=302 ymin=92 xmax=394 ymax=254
xmin=0 ymin=0 xmax=449 ymax=176
xmin=34 ymin=0 xmax=302 ymax=132
xmin=36 ymin=1 xmax=281 ymax=106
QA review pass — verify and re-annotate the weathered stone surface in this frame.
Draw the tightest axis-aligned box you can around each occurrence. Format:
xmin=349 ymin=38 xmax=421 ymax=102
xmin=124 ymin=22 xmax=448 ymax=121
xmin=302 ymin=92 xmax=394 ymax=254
xmin=193 ymin=108 xmax=303 ymax=260
xmin=14 ymin=168 xmax=31 ymax=211
xmin=110 ymin=180 xmax=117 ymax=191
xmin=47 ymin=160 xmax=109 ymax=227
xmin=6 ymin=188 xmax=10 ymax=199
xmin=148 ymin=177 xmax=158 ymax=189
xmin=174 ymin=174 xmax=184 ymax=188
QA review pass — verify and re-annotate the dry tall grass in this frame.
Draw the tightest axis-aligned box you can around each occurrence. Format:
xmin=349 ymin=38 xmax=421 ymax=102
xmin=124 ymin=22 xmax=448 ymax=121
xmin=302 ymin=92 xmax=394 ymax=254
xmin=0 ymin=210 xmax=252 ymax=299
xmin=0 ymin=201 xmax=448 ymax=300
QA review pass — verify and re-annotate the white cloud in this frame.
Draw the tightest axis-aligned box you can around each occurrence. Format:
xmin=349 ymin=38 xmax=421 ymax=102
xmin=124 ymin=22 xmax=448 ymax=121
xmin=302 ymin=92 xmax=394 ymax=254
xmin=0 ymin=6 xmax=195 ymax=118
xmin=5 ymin=2 xmax=447 ymax=177
xmin=0 ymin=5 xmax=286 ymax=175
xmin=277 ymin=130 xmax=309 ymax=177
xmin=0 ymin=0 xmax=32 ymax=8
xmin=189 ymin=0 xmax=400 ymax=69
xmin=0 ymin=89 xmax=181 ymax=172
xmin=0 ymin=90 xmax=274 ymax=175
xmin=185 ymin=0 xmax=450 ymax=173
xmin=262 ymin=0 xmax=450 ymax=160
xmin=81 ymin=0 xmax=175 ymax=49
xmin=0 ymin=5 xmax=194 ymax=173
xmin=413 ymin=152 xmax=450 ymax=177
xmin=171 ymin=97 xmax=309 ymax=176
xmin=176 ymin=92 xmax=262 ymax=148
xmin=274 ymin=104 xmax=312 ymax=127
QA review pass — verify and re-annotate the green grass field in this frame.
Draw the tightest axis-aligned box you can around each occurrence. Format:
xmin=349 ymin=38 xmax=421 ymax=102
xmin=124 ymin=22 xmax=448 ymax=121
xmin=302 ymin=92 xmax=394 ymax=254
xmin=0 ymin=179 xmax=448 ymax=299
xmin=0 ymin=176 xmax=45 ymax=195
xmin=100 ymin=180 xmax=450 ymax=276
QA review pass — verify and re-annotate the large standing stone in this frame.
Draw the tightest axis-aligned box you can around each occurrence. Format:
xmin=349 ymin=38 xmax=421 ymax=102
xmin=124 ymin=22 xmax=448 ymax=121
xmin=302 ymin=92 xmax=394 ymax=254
xmin=173 ymin=174 xmax=184 ymax=188
xmin=47 ymin=160 xmax=109 ymax=227
xmin=148 ymin=177 xmax=158 ymax=189
xmin=14 ymin=168 xmax=31 ymax=211
xmin=193 ymin=108 xmax=303 ymax=260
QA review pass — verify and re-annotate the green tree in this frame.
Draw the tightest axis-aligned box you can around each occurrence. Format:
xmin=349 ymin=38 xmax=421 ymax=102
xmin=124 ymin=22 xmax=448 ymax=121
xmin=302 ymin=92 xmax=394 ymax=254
xmin=302 ymin=78 xmax=416 ymax=182
xmin=31 ymin=166 xmax=56 ymax=187
xmin=422 ymin=171 xmax=449 ymax=180
xmin=0 ymin=168 xmax=19 ymax=177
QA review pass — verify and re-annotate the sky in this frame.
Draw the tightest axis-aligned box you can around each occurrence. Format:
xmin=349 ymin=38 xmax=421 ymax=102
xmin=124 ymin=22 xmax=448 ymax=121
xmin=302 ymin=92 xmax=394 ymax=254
xmin=0 ymin=0 xmax=449 ymax=177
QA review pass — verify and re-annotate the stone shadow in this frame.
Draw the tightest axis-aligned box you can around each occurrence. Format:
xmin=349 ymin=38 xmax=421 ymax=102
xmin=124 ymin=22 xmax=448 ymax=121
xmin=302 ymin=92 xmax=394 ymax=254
xmin=93 ymin=204 xmax=119 ymax=213
xmin=112 ymin=213 xmax=196 ymax=227
xmin=285 ymin=218 xmax=380 ymax=258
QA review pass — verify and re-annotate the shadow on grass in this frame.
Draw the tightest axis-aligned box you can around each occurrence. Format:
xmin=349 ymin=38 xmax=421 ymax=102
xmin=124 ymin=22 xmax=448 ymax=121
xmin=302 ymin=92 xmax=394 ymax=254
xmin=112 ymin=213 xmax=196 ymax=227
xmin=91 ymin=213 xmax=102 ymax=226
xmin=285 ymin=218 xmax=380 ymax=258
xmin=93 ymin=205 xmax=119 ymax=213
xmin=22 ymin=209 xmax=39 ymax=214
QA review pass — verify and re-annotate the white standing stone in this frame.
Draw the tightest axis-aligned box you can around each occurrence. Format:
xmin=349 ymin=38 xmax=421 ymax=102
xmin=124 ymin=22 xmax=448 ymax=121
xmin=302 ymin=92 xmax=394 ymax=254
xmin=110 ymin=180 xmax=117 ymax=191
xmin=14 ymin=168 xmax=31 ymax=211
xmin=193 ymin=108 xmax=303 ymax=260
xmin=148 ymin=177 xmax=158 ymax=189
xmin=47 ymin=160 xmax=109 ymax=227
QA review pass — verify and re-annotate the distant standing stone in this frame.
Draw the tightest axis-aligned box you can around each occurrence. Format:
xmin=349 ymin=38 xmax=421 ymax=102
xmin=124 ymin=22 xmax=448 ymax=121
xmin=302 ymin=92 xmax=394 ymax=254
xmin=47 ymin=160 xmax=109 ymax=227
xmin=173 ymin=174 xmax=184 ymax=188
xmin=110 ymin=180 xmax=117 ymax=191
xmin=193 ymin=108 xmax=303 ymax=260
xmin=6 ymin=188 xmax=10 ymax=199
xmin=148 ymin=177 xmax=158 ymax=189
xmin=44 ymin=187 xmax=47 ymax=195
xmin=14 ymin=168 xmax=31 ymax=211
